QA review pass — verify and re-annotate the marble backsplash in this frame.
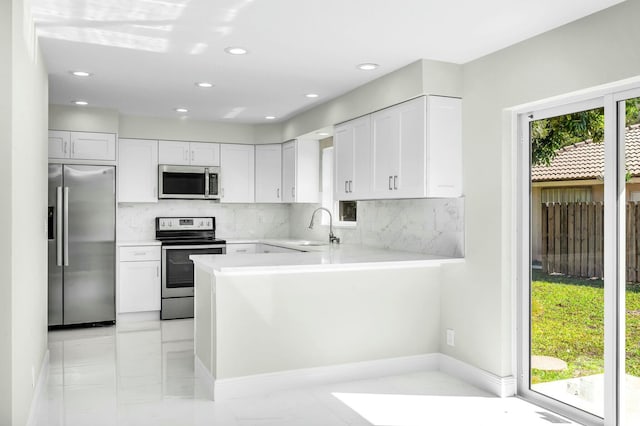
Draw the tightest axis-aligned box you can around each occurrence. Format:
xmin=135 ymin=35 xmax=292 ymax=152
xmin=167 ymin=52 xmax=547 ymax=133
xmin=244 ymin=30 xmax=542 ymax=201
xmin=289 ymin=198 xmax=465 ymax=257
xmin=118 ymin=197 xmax=464 ymax=257
xmin=117 ymin=200 xmax=290 ymax=241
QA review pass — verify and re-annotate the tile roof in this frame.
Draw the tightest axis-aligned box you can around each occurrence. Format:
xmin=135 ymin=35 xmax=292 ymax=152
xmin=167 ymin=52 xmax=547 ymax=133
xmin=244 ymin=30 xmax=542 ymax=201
xmin=531 ymin=124 xmax=640 ymax=182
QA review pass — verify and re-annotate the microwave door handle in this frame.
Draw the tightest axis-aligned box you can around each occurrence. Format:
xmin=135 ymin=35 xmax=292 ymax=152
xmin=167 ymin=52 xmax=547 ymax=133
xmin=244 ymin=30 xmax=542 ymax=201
xmin=204 ymin=168 xmax=210 ymax=197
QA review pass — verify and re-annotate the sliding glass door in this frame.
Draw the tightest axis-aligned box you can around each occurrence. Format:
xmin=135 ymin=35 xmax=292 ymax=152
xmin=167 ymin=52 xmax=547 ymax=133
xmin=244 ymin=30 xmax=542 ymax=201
xmin=519 ymin=91 xmax=640 ymax=425
xmin=620 ymin=94 xmax=640 ymax=426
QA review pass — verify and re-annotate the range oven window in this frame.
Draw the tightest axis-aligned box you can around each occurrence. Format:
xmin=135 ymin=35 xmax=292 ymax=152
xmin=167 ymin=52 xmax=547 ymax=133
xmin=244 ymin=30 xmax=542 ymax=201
xmin=162 ymin=172 xmax=205 ymax=196
xmin=164 ymin=247 xmax=224 ymax=289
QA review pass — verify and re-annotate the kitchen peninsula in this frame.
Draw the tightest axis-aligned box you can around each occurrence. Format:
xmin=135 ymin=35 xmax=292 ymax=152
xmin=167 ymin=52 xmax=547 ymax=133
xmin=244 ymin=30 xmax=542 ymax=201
xmin=190 ymin=241 xmax=463 ymax=400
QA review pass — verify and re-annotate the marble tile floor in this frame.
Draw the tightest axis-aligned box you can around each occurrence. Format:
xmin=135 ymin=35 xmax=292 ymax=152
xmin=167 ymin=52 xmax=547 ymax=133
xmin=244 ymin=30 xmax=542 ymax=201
xmin=33 ymin=319 xmax=580 ymax=426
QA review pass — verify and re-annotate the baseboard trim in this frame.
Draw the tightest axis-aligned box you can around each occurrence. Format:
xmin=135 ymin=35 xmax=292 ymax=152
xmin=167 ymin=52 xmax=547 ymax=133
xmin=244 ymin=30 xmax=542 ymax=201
xmin=206 ymin=353 xmax=515 ymax=401
xmin=213 ymin=353 xmax=440 ymax=401
xmin=116 ymin=311 xmax=160 ymax=323
xmin=26 ymin=349 xmax=50 ymax=426
xmin=438 ymin=354 xmax=516 ymax=398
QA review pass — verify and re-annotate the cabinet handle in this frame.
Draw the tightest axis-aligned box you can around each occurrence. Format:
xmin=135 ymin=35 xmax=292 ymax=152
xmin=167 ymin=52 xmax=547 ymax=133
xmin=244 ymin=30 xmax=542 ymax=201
xmin=345 ymin=180 xmax=348 ymax=193
xmin=277 ymin=188 xmax=280 ymax=198
xmin=157 ymin=266 xmax=159 ymax=277
xmin=191 ymin=150 xmax=194 ymax=162
xmin=184 ymin=150 xmax=188 ymax=162
xmin=292 ymin=187 xmax=295 ymax=197
xmin=349 ymin=180 xmax=353 ymax=193
xmin=63 ymin=141 xmax=68 ymax=154
xmin=221 ymin=188 xmax=225 ymax=198
xmin=236 ymin=249 xmax=247 ymax=253
xmin=134 ymin=251 xmax=146 ymax=256
xmin=388 ymin=176 xmax=393 ymax=190
xmin=394 ymin=176 xmax=398 ymax=190
xmin=70 ymin=142 xmax=75 ymax=156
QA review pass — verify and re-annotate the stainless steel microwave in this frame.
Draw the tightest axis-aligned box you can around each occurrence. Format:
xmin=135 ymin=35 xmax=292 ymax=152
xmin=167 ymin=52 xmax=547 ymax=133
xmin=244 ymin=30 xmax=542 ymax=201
xmin=158 ymin=165 xmax=220 ymax=200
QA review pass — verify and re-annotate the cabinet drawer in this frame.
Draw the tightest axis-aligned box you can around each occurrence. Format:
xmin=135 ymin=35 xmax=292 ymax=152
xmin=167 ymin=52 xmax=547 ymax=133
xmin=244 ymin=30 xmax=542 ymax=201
xmin=119 ymin=246 xmax=161 ymax=261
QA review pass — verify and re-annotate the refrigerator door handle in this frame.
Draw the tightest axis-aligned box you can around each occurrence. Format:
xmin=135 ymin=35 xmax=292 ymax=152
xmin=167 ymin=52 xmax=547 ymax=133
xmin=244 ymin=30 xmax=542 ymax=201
xmin=56 ymin=186 xmax=63 ymax=266
xmin=63 ymin=187 xmax=69 ymax=266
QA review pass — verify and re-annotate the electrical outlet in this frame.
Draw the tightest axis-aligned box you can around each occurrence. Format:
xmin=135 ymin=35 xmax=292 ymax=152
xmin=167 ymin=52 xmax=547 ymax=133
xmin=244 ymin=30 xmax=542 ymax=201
xmin=446 ymin=329 xmax=455 ymax=347
xmin=31 ymin=366 xmax=36 ymax=389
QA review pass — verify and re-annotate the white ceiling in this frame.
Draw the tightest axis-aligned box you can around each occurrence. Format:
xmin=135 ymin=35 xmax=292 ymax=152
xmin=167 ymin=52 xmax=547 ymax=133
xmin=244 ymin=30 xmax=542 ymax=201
xmin=32 ymin=0 xmax=624 ymax=124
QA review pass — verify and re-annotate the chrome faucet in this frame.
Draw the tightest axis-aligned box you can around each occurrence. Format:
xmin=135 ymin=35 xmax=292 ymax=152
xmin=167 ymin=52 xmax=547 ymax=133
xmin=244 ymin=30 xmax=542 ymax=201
xmin=308 ymin=207 xmax=340 ymax=244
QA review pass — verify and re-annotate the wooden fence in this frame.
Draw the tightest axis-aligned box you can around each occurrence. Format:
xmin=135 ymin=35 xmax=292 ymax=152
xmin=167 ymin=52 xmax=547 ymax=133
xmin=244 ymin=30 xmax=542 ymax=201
xmin=541 ymin=201 xmax=640 ymax=282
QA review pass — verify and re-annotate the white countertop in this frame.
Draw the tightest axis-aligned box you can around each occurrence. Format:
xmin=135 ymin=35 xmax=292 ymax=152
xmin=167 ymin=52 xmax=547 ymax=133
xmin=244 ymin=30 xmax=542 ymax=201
xmin=191 ymin=240 xmax=463 ymax=274
xmin=117 ymin=240 xmax=162 ymax=247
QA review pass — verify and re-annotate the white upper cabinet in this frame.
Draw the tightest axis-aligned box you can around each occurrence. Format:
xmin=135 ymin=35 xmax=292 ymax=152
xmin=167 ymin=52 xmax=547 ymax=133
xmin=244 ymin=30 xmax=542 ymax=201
xmin=255 ymin=144 xmax=282 ymax=203
xmin=368 ymin=95 xmax=462 ymax=199
xmin=190 ymin=142 xmax=220 ymax=166
xmin=282 ymin=141 xmax=296 ymax=203
xmin=334 ymin=115 xmax=371 ymax=201
xmin=48 ymin=130 xmax=70 ymax=159
xmin=282 ymin=139 xmax=319 ymax=203
xmin=71 ymin=132 xmax=116 ymax=161
xmin=425 ymin=95 xmax=462 ymax=198
xmin=220 ymin=144 xmax=255 ymax=203
xmin=118 ymin=138 xmax=158 ymax=203
xmin=49 ymin=131 xmax=116 ymax=162
xmin=158 ymin=140 xmax=189 ymax=165
xmin=158 ymin=140 xmax=220 ymax=166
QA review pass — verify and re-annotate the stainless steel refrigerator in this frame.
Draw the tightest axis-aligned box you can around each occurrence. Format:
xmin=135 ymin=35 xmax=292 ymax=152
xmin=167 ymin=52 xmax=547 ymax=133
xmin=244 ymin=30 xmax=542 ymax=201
xmin=48 ymin=164 xmax=116 ymax=326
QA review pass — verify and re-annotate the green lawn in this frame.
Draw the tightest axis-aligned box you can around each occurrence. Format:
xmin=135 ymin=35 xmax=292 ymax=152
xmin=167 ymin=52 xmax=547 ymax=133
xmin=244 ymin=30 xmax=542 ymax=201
xmin=531 ymin=271 xmax=640 ymax=384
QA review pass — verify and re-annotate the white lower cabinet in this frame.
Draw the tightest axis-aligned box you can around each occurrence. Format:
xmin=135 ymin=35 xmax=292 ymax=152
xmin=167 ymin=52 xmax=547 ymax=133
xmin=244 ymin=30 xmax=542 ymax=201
xmin=118 ymin=245 xmax=161 ymax=313
xmin=226 ymin=243 xmax=303 ymax=254
xmin=225 ymin=244 xmax=257 ymax=254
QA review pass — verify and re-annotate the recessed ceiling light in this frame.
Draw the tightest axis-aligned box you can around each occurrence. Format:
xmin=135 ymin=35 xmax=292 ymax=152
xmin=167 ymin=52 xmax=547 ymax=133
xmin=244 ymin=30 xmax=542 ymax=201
xmin=225 ymin=47 xmax=248 ymax=55
xmin=175 ymin=108 xmax=189 ymax=113
xmin=70 ymin=70 xmax=92 ymax=77
xmin=357 ymin=63 xmax=379 ymax=71
xmin=316 ymin=132 xmax=329 ymax=137
xmin=72 ymin=100 xmax=88 ymax=106
xmin=265 ymin=116 xmax=276 ymax=120
xmin=305 ymin=93 xmax=319 ymax=98
xmin=195 ymin=82 xmax=214 ymax=88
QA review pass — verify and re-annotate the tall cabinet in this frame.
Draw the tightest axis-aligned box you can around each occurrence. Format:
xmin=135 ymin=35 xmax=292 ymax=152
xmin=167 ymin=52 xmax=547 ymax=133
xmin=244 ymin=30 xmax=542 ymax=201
xmin=118 ymin=139 xmax=159 ymax=203
xmin=282 ymin=139 xmax=319 ymax=203
xmin=255 ymin=144 xmax=282 ymax=203
xmin=220 ymin=144 xmax=255 ymax=203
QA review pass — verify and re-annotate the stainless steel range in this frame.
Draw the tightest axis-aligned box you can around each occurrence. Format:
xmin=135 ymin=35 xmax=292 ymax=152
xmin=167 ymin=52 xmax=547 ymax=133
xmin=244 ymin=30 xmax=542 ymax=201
xmin=156 ymin=217 xmax=226 ymax=320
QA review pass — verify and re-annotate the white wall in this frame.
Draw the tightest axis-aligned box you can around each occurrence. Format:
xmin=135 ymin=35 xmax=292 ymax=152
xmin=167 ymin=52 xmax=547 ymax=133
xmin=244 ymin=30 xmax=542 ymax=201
xmin=0 ymin=1 xmax=13 ymax=422
xmin=2 ymin=0 xmax=49 ymax=425
xmin=49 ymin=106 xmax=284 ymax=144
xmin=440 ymin=0 xmax=640 ymax=378
xmin=281 ymin=59 xmax=462 ymax=140
xmin=49 ymin=104 xmax=119 ymax=133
